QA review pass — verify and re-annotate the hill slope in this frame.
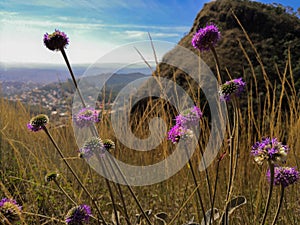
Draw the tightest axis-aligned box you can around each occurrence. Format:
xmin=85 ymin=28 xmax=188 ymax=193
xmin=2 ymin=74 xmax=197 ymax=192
xmin=155 ymin=0 xmax=300 ymax=91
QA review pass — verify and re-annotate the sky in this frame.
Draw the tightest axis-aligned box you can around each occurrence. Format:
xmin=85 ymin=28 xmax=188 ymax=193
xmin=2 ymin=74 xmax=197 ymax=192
xmin=0 ymin=0 xmax=299 ymax=65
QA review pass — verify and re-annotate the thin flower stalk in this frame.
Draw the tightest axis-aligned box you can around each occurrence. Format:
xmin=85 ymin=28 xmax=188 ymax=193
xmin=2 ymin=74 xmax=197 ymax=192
xmin=53 ymin=179 xmax=77 ymax=206
xmin=45 ymin=172 xmax=77 ymax=206
xmin=43 ymin=30 xmax=86 ymax=107
xmin=60 ymin=48 xmax=86 ymax=107
xmin=80 ymin=137 xmax=120 ymax=225
xmin=210 ymin=151 xmax=226 ymax=225
xmin=96 ymin=154 xmax=120 ymax=225
xmin=197 ymin=140 xmax=213 ymax=213
xmin=41 ymin=126 xmax=106 ymax=225
xmin=114 ymin=182 xmax=131 ymax=225
xmin=185 ymin=147 xmax=206 ymax=224
xmin=210 ymin=45 xmax=222 ymax=84
xmin=168 ymin=183 xmax=201 ymax=225
xmin=271 ymin=184 xmax=284 ymax=225
xmin=225 ymin=99 xmax=240 ymax=202
xmin=167 ymin=106 xmax=208 ymax=222
xmin=54 ymin=180 xmax=77 ymax=205
xmin=106 ymin=153 xmax=153 ymax=225
xmin=22 ymin=211 xmax=64 ymax=223
xmin=102 ymin=147 xmax=131 ymax=225
xmin=260 ymin=162 xmax=274 ymax=225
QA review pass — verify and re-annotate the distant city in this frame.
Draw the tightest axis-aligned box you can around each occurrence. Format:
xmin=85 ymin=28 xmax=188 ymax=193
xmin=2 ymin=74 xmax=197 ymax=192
xmin=0 ymin=63 xmax=150 ymax=118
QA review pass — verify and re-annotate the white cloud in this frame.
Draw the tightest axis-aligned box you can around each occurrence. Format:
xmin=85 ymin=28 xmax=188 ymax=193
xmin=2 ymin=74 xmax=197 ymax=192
xmin=114 ymin=30 xmax=180 ymax=40
xmin=0 ymin=3 xmax=187 ymax=64
xmin=0 ymin=11 xmax=188 ymax=33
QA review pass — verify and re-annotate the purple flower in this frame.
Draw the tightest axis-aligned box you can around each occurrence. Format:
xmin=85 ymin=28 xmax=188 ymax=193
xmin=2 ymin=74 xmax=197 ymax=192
xmin=73 ymin=108 xmax=99 ymax=128
xmin=175 ymin=106 xmax=203 ymax=129
xmin=78 ymin=147 xmax=93 ymax=159
xmin=79 ymin=137 xmax=105 ymax=159
xmin=219 ymin=78 xmax=246 ymax=102
xmin=65 ymin=204 xmax=92 ymax=225
xmin=167 ymin=106 xmax=202 ymax=144
xmin=0 ymin=198 xmax=22 ymax=223
xmin=192 ymin=23 xmax=221 ymax=52
xmin=44 ymin=29 xmax=69 ymax=51
xmin=267 ymin=166 xmax=299 ymax=188
xmin=168 ymin=124 xmax=193 ymax=144
xmin=27 ymin=114 xmax=49 ymax=132
xmin=251 ymin=137 xmax=289 ymax=165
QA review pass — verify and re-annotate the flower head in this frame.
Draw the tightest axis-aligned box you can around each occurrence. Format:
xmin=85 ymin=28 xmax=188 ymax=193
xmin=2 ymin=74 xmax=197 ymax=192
xmin=65 ymin=204 xmax=92 ymax=225
xmin=27 ymin=114 xmax=49 ymax=132
xmin=103 ymin=139 xmax=115 ymax=151
xmin=79 ymin=137 xmax=105 ymax=159
xmin=251 ymin=137 xmax=289 ymax=165
xmin=219 ymin=78 xmax=246 ymax=102
xmin=175 ymin=106 xmax=202 ymax=129
xmin=44 ymin=29 xmax=69 ymax=51
xmin=45 ymin=172 xmax=59 ymax=183
xmin=267 ymin=166 xmax=299 ymax=188
xmin=167 ymin=106 xmax=202 ymax=144
xmin=73 ymin=108 xmax=99 ymax=128
xmin=0 ymin=198 xmax=22 ymax=223
xmin=192 ymin=23 xmax=221 ymax=52
xmin=168 ymin=124 xmax=194 ymax=144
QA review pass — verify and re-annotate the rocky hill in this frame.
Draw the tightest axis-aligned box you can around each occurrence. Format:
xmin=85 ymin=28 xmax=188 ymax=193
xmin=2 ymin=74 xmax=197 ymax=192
xmin=130 ymin=0 xmax=300 ymax=123
xmin=155 ymin=0 xmax=300 ymax=93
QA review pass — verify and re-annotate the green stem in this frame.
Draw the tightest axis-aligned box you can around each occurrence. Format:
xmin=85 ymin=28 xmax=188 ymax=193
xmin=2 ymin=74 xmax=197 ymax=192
xmin=107 ymin=160 xmax=131 ymax=225
xmin=115 ymin=182 xmax=131 ymax=225
xmin=271 ymin=185 xmax=285 ymax=225
xmin=226 ymin=99 xmax=239 ymax=202
xmin=189 ymin=159 xmax=206 ymax=224
xmin=107 ymin=153 xmax=153 ymax=225
xmin=225 ymin=110 xmax=236 ymax=202
xmin=198 ymin=141 xmax=213 ymax=208
xmin=53 ymin=179 xmax=77 ymax=206
xmin=60 ymin=48 xmax=86 ymax=107
xmin=42 ymin=126 xmax=107 ymax=225
xmin=260 ymin=162 xmax=274 ymax=225
xmin=105 ymin=179 xmax=120 ymax=225
xmin=185 ymin=148 xmax=206 ymax=225
xmin=99 ymin=156 xmax=120 ymax=225
xmin=210 ymin=45 xmax=222 ymax=84
xmin=210 ymin=157 xmax=222 ymax=225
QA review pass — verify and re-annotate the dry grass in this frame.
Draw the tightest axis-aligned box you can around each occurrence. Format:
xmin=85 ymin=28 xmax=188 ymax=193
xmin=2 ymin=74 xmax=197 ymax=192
xmin=1 ymin=38 xmax=300 ymax=225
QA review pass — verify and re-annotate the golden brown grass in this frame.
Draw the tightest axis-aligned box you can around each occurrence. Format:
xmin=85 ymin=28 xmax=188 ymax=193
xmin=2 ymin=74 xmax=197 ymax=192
xmin=1 ymin=37 xmax=300 ymax=225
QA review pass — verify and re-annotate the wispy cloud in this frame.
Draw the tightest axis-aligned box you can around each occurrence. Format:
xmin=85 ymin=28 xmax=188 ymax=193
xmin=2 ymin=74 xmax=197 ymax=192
xmin=0 ymin=11 xmax=189 ymax=33
xmin=115 ymin=30 xmax=180 ymax=40
xmin=0 ymin=0 xmax=202 ymax=64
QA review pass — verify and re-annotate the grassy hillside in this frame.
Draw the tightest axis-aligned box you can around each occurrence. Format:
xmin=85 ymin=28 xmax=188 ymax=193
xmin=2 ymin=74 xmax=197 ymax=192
xmin=1 ymin=1 xmax=300 ymax=224
xmin=156 ymin=0 xmax=300 ymax=94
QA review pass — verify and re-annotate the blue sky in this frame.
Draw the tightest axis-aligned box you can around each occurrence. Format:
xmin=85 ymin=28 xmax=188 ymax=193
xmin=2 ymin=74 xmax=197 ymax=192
xmin=0 ymin=0 xmax=298 ymax=65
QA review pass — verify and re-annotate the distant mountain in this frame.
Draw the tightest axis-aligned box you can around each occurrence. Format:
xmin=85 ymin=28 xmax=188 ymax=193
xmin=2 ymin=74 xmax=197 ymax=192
xmin=0 ymin=63 xmax=151 ymax=84
xmin=0 ymin=64 xmax=86 ymax=84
